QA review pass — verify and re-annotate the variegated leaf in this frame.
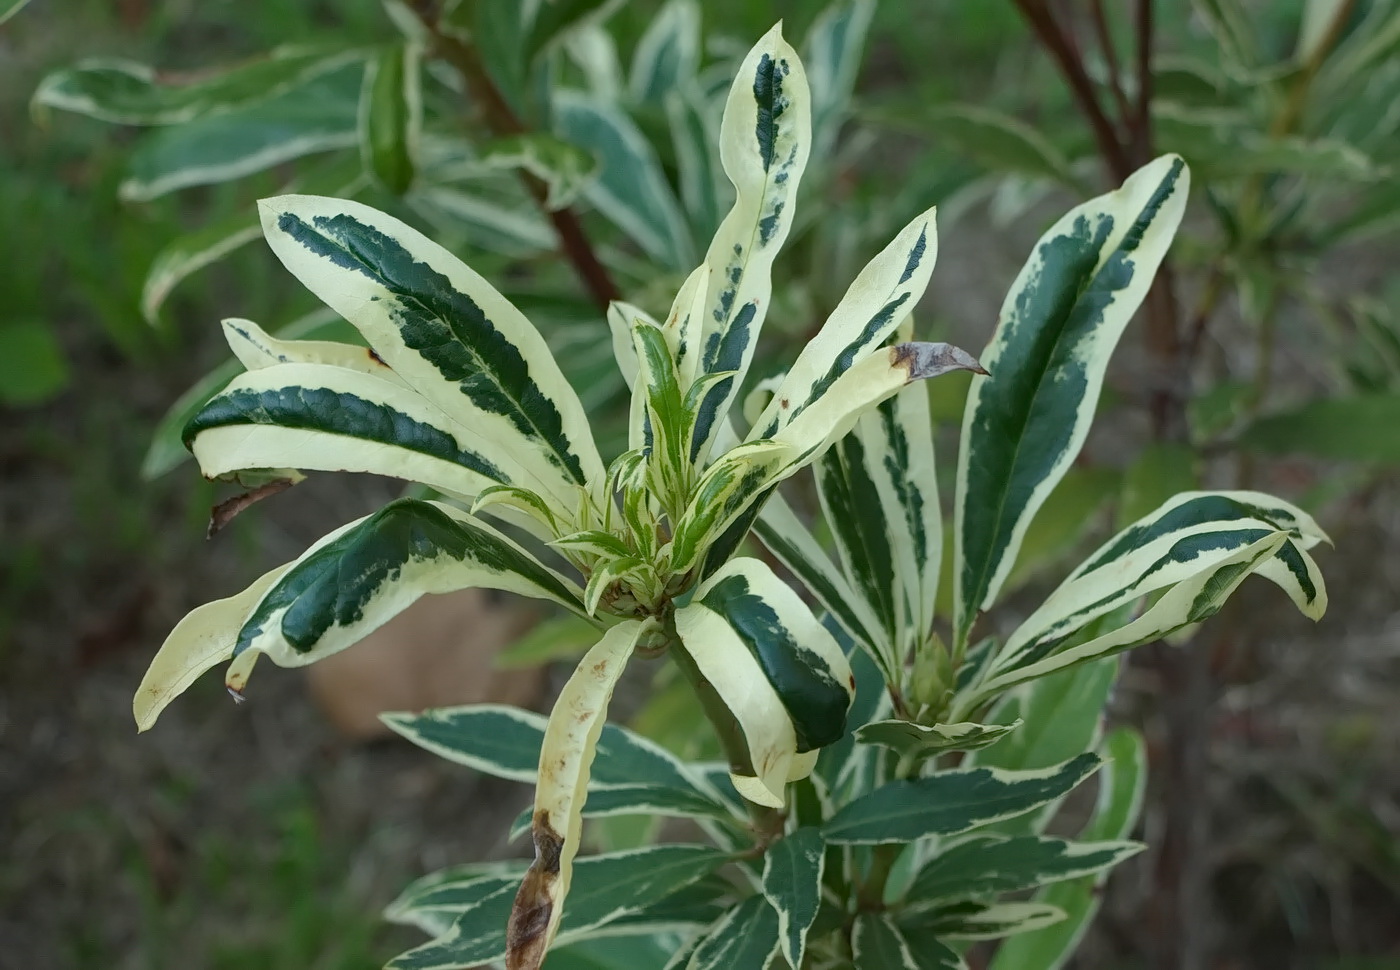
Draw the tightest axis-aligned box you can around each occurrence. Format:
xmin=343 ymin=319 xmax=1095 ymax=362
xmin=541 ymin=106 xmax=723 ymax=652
xmin=989 ymin=728 xmax=1147 ymax=970
xmin=258 ymin=194 xmax=603 ymax=511
xmin=383 ymin=704 xmax=733 ymax=823
xmin=803 ymin=0 xmax=876 ymax=159
xmin=688 ymin=24 xmax=812 ymax=465
xmin=666 ymin=87 xmax=726 ymax=238
xmin=822 ymin=753 xmax=1101 ymax=844
xmin=629 ymin=0 xmax=700 ymax=103
xmin=907 ymin=835 xmax=1143 ymax=905
xmin=905 ymin=901 xmax=1066 ymax=940
xmin=218 ymin=317 xmax=404 ymax=379
xmin=505 ymin=619 xmax=649 ymax=970
xmin=33 ymin=45 xmax=365 ymax=125
xmin=475 ymin=133 xmax=600 ymax=210
xmin=684 ymin=894 xmax=781 ymax=970
xmin=674 ymin=343 xmax=981 ymax=575
xmin=675 ymin=557 xmax=854 ymax=807
xmin=388 ymin=844 xmax=726 ymax=968
xmin=856 ymin=719 xmax=1019 ymax=761
xmin=999 ymin=492 xmax=1329 ymax=672
xmin=980 ymin=532 xmax=1293 ymax=695
xmin=119 ymin=63 xmax=363 ymax=202
xmin=752 ymin=492 xmax=884 ymax=664
xmin=762 ymin=827 xmax=825 ymax=968
xmin=852 ymin=912 xmax=921 ymax=970
xmin=954 ymin=155 xmax=1190 ymax=646
xmin=133 ymin=562 xmax=293 ymax=731
xmin=184 ymin=362 xmax=546 ymax=503
xmin=814 ymin=379 xmax=940 ymax=674
xmin=553 ymin=90 xmax=693 ymax=270
xmin=136 ymin=499 xmax=586 ymax=729
xmin=750 ymin=205 xmax=937 ymax=441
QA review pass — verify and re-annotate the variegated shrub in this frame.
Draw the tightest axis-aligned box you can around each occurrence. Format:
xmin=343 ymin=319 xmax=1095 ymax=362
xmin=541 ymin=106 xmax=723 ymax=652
xmin=134 ymin=24 xmax=1328 ymax=970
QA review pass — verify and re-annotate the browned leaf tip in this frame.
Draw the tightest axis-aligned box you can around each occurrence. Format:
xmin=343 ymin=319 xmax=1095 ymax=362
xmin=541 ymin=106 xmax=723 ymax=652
xmin=505 ymin=812 xmax=564 ymax=970
xmin=207 ymin=478 xmax=296 ymax=538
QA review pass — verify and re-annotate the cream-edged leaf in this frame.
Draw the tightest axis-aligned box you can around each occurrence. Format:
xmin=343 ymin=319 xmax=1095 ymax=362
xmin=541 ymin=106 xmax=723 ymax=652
xmin=688 ymin=24 xmax=812 ymax=465
xmin=184 ymin=362 xmax=543 ymax=503
xmin=979 ymin=532 xmax=1293 ymax=696
xmin=954 ymin=155 xmax=1190 ymax=646
xmin=504 ymin=618 xmax=650 ymax=970
xmin=221 ymin=499 xmax=585 ymax=695
xmin=675 ymin=557 xmax=853 ymax=807
xmin=258 ymin=194 xmax=603 ymax=511
xmin=752 ymin=207 xmax=937 ymax=440
xmin=133 ymin=562 xmax=293 ymax=731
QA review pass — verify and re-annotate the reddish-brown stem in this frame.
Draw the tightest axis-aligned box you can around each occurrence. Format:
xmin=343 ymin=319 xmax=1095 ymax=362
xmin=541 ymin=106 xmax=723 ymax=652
xmin=1011 ymin=0 xmax=1131 ymax=180
xmin=1132 ymin=0 xmax=1155 ymax=164
xmin=1089 ymin=0 xmax=1134 ymax=131
xmin=411 ymin=5 xmax=622 ymax=314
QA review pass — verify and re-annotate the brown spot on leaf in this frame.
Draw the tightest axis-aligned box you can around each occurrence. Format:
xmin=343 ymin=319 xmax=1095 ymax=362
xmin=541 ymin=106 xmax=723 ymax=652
xmin=506 ymin=813 xmax=565 ymax=970
xmin=367 ymin=347 xmax=388 ymax=366
xmin=779 ymin=397 xmax=790 ymax=409
xmin=207 ymin=478 xmax=296 ymax=538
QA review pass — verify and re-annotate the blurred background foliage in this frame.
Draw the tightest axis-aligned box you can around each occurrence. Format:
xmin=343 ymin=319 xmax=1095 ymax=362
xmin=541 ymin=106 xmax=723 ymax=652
xmin=2 ymin=0 xmax=1398 ymax=968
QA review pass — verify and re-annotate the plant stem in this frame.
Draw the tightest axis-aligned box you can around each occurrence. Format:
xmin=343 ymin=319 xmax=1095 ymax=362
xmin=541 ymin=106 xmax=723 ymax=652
xmin=1011 ymin=0 xmax=1131 ymax=180
xmin=1132 ymin=0 xmax=1155 ymax=164
xmin=667 ymin=617 xmax=787 ymax=847
xmin=407 ymin=3 xmax=622 ymax=314
xmin=1089 ymin=0 xmax=1133 ymax=131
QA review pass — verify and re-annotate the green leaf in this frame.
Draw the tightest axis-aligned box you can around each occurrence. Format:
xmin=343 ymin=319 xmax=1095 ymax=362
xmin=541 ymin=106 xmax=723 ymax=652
xmin=906 ymin=835 xmax=1143 ymax=905
xmin=382 ymin=703 xmax=731 ymax=820
xmin=360 ymin=43 xmax=421 ymax=194
xmin=803 ymin=0 xmax=876 ymax=158
xmin=119 ymin=63 xmax=363 ymax=201
xmin=496 ymin=614 xmax=601 ymax=668
xmin=989 ymin=728 xmax=1147 ymax=970
xmin=0 ymin=321 xmax=70 ymax=406
xmin=903 ymin=901 xmax=1066 ymax=940
xmin=666 ymin=88 xmax=726 ymax=238
xmin=553 ymin=90 xmax=693 ymax=269
xmin=953 ymin=155 xmax=1189 ymax=646
xmin=629 ymin=0 xmax=701 ymax=103
xmin=688 ymin=24 xmax=813 ymax=465
xmin=892 ymin=104 xmax=1076 ymax=186
xmin=258 ymin=194 xmax=604 ymax=510
xmin=0 ymin=0 xmax=33 ymax=26
xmin=852 ymin=912 xmax=920 ymax=969
xmin=524 ymin=0 xmax=625 ymax=63
xmin=1004 ymin=466 xmax=1118 ymax=593
xmin=1238 ymin=393 xmax=1400 ymax=462
xmin=675 ymin=556 xmax=853 ymax=807
xmin=821 ymin=753 xmax=1101 ymax=844
xmin=34 ymin=45 xmax=365 ymax=125
xmin=856 ymin=719 xmax=1019 ymax=760
xmin=762 ymin=828 xmax=825 ymax=968
xmin=387 ymin=844 xmax=726 ymax=969
xmin=476 ymin=133 xmax=599 ymax=210
xmin=141 ymin=216 xmax=263 ymax=324
xmin=685 ymin=894 xmax=781 ymax=970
